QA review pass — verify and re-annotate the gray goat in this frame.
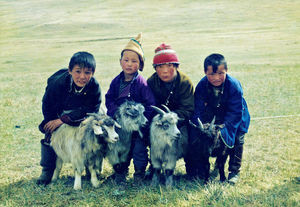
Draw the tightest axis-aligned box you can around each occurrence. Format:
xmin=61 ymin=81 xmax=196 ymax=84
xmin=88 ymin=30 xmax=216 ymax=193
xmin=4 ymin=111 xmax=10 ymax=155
xmin=51 ymin=113 xmax=120 ymax=190
xmin=106 ymin=101 xmax=147 ymax=178
xmin=189 ymin=117 xmax=227 ymax=182
xmin=150 ymin=105 xmax=188 ymax=187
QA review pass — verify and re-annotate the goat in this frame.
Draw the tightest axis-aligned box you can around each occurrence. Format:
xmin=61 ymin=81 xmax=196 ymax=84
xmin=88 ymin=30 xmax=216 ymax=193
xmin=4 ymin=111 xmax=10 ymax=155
xmin=50 ymin=113 xmax=120 ymax=190
xmin=189 ymin=117 xmax=227 ymax=182
xmin=106 ymin=101 xmax=147 ymax=176
xmin=150 ymin=105 xmax=188 ymax=187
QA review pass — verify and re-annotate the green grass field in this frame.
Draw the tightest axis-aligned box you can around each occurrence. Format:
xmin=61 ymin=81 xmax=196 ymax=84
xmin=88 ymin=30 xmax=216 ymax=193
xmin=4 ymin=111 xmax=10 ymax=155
xmin=0 ymin=0 xmax=299 ymax=206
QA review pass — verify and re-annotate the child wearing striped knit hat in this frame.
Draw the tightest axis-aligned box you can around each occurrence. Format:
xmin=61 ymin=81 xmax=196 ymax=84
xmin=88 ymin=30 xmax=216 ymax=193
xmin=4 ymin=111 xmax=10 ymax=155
xmin=146 ymin=43 xmax=195 ymax=180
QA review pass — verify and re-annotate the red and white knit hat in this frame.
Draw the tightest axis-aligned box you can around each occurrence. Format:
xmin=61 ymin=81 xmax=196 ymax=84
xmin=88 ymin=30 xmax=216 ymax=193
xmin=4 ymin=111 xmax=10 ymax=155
xmin=153 ymin=43 xmax=180 ymax=67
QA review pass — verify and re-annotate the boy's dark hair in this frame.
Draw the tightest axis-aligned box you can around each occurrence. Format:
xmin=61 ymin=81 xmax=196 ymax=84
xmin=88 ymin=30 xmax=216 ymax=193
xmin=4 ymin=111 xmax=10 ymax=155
xmin=204 ymin=53 xmax=227 ymax=73
xmin=69 ymin=51 xmax=96 ymax=72
xmin=120 ymin=50 xmax=144 ymax=71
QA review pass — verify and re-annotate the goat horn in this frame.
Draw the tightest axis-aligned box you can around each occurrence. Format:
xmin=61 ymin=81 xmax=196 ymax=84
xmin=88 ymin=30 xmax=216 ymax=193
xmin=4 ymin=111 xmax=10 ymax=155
xmin=209 ymin=116 xmax=216 ymax=131
xmin=161 ymin=104 xmax=171 ymax=113
xmin=114 ymin=121 xmax=121 ymax=128
xmin=151 ymin=105 xmax=165 ymax=115
xmin=87 ymin=113 xmax=98 ymax=117
xmin=189 ymin=120 xmax=197 ymax=128
xmin=197 ymin=118 xmax=204 ymax=131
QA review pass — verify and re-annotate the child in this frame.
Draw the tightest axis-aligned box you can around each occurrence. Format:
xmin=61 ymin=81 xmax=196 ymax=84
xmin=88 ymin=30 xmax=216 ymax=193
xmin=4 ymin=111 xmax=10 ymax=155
xmin=146 ymin=43 xmax=194 ymax=178
xmin=188 ymin=53 xmax=250 ymax=184
xmin=37 ymin=51 xmax=101 ymax=185
xmin=105 ymin=33 xmax=155 ymax=183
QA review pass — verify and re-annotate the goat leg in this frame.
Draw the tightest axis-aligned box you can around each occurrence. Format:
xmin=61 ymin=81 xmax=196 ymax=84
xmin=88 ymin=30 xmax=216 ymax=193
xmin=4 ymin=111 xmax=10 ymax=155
xmin=52 ymin=158 xmax=63 ymax=181
xmin=151 ymin=168 xmax=161 ymax=187
xmin=165 ymin=169 xmax=174 ymax=187
xmin=73 ymin=170 xmax=82 ymax=190
xmin=204 ymin=159 xmax=210 ymax=184
xmin=88 ymin=165 xmax=100 ymax=188
xmin=216 ymin=155 xmax=227 ymax=182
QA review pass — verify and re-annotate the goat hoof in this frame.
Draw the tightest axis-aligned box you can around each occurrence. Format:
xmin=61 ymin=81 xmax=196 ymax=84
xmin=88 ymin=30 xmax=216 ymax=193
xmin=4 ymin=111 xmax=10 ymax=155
xmin=151 ymin=177 xmax=160 ymax=187
xmin=73 ymin=185 xmax=82 ymax=190
xmin=91 ymin=180 xmax=100 ymax=188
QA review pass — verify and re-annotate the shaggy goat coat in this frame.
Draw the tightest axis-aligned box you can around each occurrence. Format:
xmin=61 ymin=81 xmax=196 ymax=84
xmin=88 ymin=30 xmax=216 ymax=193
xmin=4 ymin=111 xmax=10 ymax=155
xmin=50 ymin=113 xmax=119 ymax=190
xmin=106 ymin=101 xmax=147 ymax=167
xmin=149 ymin=106 xmax=188 ymax=186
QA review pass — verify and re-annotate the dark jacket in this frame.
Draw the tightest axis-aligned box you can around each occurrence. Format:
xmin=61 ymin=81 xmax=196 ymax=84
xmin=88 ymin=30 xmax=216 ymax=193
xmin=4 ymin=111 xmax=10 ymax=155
xmin=147 ymin=70 xmax=194 ymax=126
xmin=192 ymin=74 xmax=250 ymax=148
xmin=39 ymin=69 xmax=101 ymax=133
xmin=105 ymin=71 xmax=156 ymax=121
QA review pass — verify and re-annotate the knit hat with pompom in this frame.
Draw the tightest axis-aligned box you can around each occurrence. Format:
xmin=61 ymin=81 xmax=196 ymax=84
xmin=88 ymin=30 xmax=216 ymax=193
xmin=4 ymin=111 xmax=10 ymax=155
xmin=153 ymin=43 xmax=180 ymax=67
xmin=122 ymin=33 xmax=144 ymax=71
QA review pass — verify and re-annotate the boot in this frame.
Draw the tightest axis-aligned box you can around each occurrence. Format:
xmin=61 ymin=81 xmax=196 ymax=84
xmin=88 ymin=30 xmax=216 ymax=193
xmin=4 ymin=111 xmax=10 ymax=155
xmin=36 ymin=139 xmax=56 ymax=185
xmin=37 ymin=168 xmax=55 ymax=185
xmin=133 ymin=169 xmax=145 ymax=185
xmin=144 ymin=164 xmax=154 ymax=180
xmin=228 ymin=145 xmax=243 ymax=184
xmin=111 ymin=163 xmax=128 ymax=184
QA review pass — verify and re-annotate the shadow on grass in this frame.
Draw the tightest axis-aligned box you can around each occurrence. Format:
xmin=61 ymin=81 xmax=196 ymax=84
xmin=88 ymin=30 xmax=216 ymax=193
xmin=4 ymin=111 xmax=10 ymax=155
xmin=0 ymin=175 xmax=299 ymax=206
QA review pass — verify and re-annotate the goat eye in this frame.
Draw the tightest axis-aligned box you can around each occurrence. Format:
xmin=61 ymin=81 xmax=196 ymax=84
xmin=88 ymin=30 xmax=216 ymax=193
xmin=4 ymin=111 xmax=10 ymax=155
xmin=163 ymin=123 xmax=169 ymax=129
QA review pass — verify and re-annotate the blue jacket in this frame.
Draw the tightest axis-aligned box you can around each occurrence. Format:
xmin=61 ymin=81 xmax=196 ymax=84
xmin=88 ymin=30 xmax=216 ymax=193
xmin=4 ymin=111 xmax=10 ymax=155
xmin=105 ymin=71 xmax=156 ymax=121
xmin=192 ymin=74 xmax=250 ymax=148
xmin=39 ymin=69 xmax=101 ymax=133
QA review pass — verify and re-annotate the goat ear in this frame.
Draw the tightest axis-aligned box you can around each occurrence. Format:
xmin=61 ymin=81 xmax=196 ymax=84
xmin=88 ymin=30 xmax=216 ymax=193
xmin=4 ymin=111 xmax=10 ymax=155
xmin=156 ymin=120 xmax=162 ymax=126
xmin=178 ymin=117 xmax=184 ymax=121
xmin=217 ymin=124 xmax=225 ymax=129
xmin=138 ymin=130 xmax=143 ymax=138
xmin=81 ymin=118 xmax=90 ymax=126
xmin=93 ymin=124 xmax=103 ymax=135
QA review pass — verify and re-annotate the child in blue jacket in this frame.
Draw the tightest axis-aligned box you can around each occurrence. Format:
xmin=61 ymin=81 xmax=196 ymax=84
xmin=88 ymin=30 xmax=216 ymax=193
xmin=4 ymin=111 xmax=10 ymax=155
xmin=37 ymin=51 xmax=101 ymax=185
xmin=105 ymin=33 xmax=155 ymax=183
xmin=188 ymin=53 xmax=250 ymax=184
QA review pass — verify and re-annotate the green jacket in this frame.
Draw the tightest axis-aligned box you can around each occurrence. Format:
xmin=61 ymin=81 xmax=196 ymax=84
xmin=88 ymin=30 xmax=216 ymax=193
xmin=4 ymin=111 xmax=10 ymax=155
xmin=147 ymin=70 xmax=194 ymax=126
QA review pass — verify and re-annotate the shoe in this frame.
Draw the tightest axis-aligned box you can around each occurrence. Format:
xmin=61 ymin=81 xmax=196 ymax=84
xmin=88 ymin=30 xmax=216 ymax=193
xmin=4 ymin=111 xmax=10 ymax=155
xmin=36 ymin=169 xmax=54 ymax=185
xmin=114 ymin=173 xmax=126 ymax=185
xmin=228 ymin=172 xmax=240 ymax=184
xmin=133 ymin=170 xmax=145 ymax=185
xmin=144 ymin=166 xmax=153 ymax=180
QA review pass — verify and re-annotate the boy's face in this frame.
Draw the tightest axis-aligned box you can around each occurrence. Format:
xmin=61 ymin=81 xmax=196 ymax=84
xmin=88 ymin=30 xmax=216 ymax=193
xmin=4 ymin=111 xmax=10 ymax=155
xmin=69 ymin=65 xmax=94 ymax=87
xmin=155 ymin=63 xmax=177 ymax=83
xmin=120 ymin=50 xmax=140 ymax=78
xmin=205 ymin=64 xmax=227 ymax=87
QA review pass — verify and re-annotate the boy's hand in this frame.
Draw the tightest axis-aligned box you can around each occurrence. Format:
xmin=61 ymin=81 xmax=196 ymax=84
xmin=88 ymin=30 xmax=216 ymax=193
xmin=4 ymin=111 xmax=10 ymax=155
xmin=44 ymin=119 xmax=63 ymax=133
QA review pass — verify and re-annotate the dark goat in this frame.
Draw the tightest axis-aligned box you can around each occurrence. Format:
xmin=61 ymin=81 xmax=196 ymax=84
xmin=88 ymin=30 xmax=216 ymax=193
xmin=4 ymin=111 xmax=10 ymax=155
xmin=189 ymin=117 xmax=228 ymax=182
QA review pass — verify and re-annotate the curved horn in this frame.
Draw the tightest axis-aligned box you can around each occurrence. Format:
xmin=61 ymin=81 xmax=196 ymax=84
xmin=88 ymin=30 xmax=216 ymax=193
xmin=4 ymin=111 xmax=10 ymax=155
xmin=209 ymin=116 xmax=216 ymax=131
xmin=151 ymin=105 xmax=165 ymax=115
xmin=197 ymin=118 xmax=204 ymax=131
xmin=189 ymin=120 xmax=197 ymax=128
xmin=161 ymin=104 xmax=171 ymax=113
xmin=114 ymin=121 xmax=121 ymax=128
xmin=87 ymin=113 xmax=98 ymax=117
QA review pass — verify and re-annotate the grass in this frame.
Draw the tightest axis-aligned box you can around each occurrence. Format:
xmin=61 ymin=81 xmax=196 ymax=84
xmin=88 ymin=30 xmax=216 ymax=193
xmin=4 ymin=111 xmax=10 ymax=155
xmin=0 ymin=0 xmax=299 ymax=206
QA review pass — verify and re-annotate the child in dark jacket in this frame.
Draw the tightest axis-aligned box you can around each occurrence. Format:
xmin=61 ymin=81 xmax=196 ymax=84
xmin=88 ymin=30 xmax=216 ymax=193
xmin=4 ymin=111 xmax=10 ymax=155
xmin=37 ymin=51 xmax=101 ymax=185
xmin=146 ymin=43 xmax=194 ymax=179
xmin=188 ymin=53 xmax=250 ymax=184
xmin=105 ymin=33 xmax=155 ymax=183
